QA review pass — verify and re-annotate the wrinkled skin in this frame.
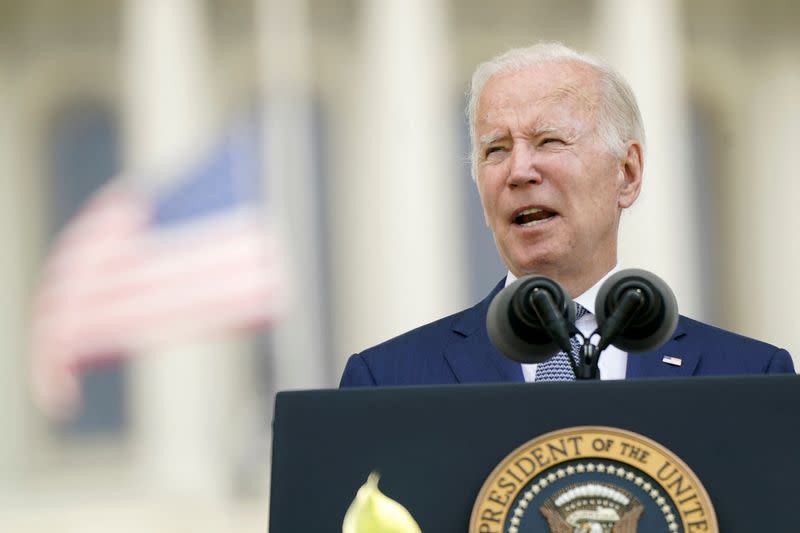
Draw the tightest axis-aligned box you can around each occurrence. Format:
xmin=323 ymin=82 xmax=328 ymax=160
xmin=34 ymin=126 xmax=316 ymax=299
xmin=474 ymin=60 xmax=643 ymax=297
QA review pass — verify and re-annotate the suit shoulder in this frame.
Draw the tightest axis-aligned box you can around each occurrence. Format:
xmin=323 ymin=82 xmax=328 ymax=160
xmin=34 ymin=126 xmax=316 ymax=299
xmin=680 ymin=315 xmax=777 ymax=350
xmin=359 ymin=305 xmax=474 ymax=360
xmin=357 ymin=280 xmax=504 ymax=363
xmin=678 ymin=315 xmax=794 ymax=373
xmin=340 ymin=299 xmax=488 ymax=387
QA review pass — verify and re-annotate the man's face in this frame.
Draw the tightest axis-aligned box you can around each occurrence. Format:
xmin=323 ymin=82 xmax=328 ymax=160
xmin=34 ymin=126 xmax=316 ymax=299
xmin=474 ymin=60 xmax=641 ymax=295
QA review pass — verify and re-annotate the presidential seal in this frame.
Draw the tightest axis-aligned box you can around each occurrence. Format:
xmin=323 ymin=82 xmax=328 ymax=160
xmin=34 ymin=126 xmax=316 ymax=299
xmin=469 ymin=426 xmax=717 ymax=533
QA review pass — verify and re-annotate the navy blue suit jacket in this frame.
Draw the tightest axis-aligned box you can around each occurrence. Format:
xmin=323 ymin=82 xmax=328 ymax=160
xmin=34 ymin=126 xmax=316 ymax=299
xmin=340 ymin=280 xmax=795 ymax=387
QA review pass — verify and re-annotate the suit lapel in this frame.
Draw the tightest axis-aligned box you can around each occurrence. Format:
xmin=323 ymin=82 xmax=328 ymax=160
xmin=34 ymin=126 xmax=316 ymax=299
xmin=443 ymin=280 xmax=525 ymax=383
xmin=626 ymin=317 xmax=700 ymax=378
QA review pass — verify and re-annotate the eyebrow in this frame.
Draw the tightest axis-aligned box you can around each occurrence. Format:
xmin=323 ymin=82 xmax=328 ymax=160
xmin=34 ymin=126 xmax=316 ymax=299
xmin=534 ymin=125 xmax=562 ymax=136
xmin=478 ymin=125 xmax=567 ymax=148
xmin=478 ymin=132 xmax=507 ymax=147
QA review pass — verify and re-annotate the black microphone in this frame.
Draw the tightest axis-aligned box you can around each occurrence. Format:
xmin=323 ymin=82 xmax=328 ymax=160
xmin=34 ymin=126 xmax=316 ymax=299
xmin=486 ymin=276 xmax=577 ymax=364
xmin=594 ymin=269 xmax=679 ymax=352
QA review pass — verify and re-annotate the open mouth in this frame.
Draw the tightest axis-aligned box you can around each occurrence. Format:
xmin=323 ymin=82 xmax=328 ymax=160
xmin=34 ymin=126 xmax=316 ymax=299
xmin=513 ymin=207 xmax=557 ymax=227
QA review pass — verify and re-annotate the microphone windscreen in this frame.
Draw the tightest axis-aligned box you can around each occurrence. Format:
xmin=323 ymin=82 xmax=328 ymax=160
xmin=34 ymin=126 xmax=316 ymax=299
xmin=595 ymin=269 xmax=678 ymax=352
xmin=486 ymin=276 xmax=576 ymax=364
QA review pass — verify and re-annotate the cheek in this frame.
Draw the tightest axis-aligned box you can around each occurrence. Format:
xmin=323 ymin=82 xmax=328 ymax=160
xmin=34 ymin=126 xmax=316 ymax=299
xmin=475 ymin=184 xmax=494 ymax=228
xmin=583 ymin=188 xmax=621 ymax=232
xmin=584 ymin=165 xmax=622 ymax=207
xmin=476 ymin=175 xmax=502 ymax=216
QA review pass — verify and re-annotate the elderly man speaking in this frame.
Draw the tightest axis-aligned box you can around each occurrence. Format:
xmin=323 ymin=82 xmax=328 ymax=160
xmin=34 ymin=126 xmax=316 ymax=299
xmin=340 ymin=42 xmax=794 ymax=387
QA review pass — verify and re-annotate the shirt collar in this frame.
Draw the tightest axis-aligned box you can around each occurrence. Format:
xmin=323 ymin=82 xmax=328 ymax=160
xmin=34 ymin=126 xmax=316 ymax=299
xmin=504 ymin=264 xmax=621 ymax=315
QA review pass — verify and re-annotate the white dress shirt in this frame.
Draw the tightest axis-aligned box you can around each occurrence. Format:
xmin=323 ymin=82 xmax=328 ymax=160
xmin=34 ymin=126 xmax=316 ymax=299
xmin=504 ymin=267 xmax=629 ymax=381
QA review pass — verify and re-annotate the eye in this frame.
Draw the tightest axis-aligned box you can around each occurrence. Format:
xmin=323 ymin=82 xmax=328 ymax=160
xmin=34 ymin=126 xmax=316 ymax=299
xmin=541 ymin=137 xmax=563 ymax=146
xmin=484 ymin=146 xmax=506 ymax=157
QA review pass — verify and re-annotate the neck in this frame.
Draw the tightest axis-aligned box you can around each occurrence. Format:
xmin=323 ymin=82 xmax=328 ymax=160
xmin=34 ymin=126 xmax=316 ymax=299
xmin=511 ymin=260 xmax=617 ymax=299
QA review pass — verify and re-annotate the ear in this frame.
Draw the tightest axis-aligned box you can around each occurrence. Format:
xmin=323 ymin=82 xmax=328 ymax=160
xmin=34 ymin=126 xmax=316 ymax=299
xmin=617 ymin=141 xmax=643 ymax=209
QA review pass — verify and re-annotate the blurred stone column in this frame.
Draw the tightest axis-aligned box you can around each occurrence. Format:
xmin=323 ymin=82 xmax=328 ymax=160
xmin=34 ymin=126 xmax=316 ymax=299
xmin=123 ymin=0 xmax=243 ymax=497
xmin=732 ymin=50 xmax=800 ymax=365
xmin=593 ymin=0 xmax=703 ymax=318
xmin=332 ymin=0 xmax=466 ymax=368
xmin=257 ymin=0 xmax=327 ymax=390
xmin=0 ymin=70 xmax=30 ymax=477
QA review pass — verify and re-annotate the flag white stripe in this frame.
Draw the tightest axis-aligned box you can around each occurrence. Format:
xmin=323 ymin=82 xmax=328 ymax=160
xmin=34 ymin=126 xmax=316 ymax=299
xmin=31 ymin=173 xmax=286 ymax=418
xmin=39 ymin=222 xmax=277 ymax=304
xmin=36 ymin=234 xmax=284 ymax=361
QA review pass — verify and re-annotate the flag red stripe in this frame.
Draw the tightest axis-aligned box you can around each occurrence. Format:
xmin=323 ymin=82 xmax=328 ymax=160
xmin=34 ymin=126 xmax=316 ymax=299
xmin=30 ymin=176 xmax=286 ymax=417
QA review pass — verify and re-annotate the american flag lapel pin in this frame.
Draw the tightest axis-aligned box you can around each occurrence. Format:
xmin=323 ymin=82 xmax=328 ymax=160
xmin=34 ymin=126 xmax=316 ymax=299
xmin=662 ymin=355 xmax=683 ymax=367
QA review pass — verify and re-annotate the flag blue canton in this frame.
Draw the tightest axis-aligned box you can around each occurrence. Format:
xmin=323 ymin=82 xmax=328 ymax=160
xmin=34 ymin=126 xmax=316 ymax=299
xmin=152 ymin=123 xmax=263 ymax=226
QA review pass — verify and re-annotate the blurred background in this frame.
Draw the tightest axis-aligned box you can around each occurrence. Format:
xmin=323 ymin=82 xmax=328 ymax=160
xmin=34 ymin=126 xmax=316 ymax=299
xmin=1 ymin=0 xmax=798 ymax=531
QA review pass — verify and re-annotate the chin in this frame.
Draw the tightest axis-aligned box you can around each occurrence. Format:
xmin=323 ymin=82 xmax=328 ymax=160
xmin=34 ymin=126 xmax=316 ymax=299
xmin=509 ymin=258 xmax=561 ymax=279
xmin=508 ymin=244 xmax=562 ymax=267
xmin=501 ymin=238 xmax=569 ymax=273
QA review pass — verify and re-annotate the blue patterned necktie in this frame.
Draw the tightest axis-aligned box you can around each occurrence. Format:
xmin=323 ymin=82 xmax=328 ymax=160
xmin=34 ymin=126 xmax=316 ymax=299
xmin=534 ymin=303 xmax=588 ymax=382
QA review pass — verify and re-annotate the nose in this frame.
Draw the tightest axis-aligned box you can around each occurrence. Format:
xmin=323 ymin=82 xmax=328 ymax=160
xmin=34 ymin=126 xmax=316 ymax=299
xmin=507 ymin=143 xmax=542 ymax=188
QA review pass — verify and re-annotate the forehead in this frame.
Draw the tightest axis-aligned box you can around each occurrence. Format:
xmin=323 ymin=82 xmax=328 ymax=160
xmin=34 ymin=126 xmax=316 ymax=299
xmin=476 ymin=61 xmax=601 ymax=132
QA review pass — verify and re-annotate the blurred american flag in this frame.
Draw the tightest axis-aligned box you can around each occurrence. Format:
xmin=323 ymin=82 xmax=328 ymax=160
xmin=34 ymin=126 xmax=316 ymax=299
xmin=30 ymin=123 xmax=286 ymax=418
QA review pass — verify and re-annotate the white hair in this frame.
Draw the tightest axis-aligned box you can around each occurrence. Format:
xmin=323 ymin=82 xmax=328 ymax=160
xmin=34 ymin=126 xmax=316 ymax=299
xmin=466 ymin=42 xmax=646 ymax=180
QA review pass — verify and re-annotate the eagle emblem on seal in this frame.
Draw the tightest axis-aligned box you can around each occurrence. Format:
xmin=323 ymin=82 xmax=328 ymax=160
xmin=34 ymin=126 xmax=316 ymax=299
xmin=539 ymin=482 xmax=644 ymax=533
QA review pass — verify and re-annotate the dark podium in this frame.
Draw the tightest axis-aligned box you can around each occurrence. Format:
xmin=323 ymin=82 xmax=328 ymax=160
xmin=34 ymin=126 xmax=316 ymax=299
xmin=269 ymin=374 xmax=800 ymax=532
